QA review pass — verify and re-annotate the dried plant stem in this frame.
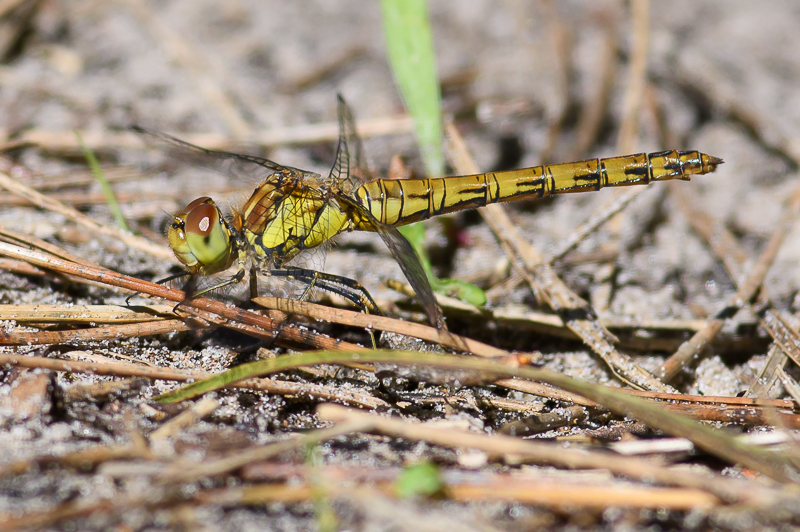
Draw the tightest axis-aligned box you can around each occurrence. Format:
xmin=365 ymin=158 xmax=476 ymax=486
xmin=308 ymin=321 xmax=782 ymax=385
xmin=445 ymin=120 xmax=674 ymax=393
xmin=318 ymin=404 xmax=781 ymax=504
xmin=149 ymin=397 xmax=220 ymax=442
xmin=0 ymin=241 xmax=363 ymax=351
xmin=615 ymin=0 xmax=650 ymax=153
xmin=658 ymin=174 xmax=800 ymax=381
xmin=196 ymin=478 xmax=717 ymax=511
xmin=6 ymin=116 xmax=414 ymax=154
xmin=0 ymin=166 xmax=172 ymax=260
xmin=255 ymin=295 xmax=509 ymax=358
xmin=0 ymin=352 xmax=387 ymax=409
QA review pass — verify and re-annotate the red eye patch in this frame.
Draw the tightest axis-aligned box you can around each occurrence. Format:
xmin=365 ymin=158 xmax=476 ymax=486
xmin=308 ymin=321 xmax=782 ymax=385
xmin=186 ymin=202 xmax=218 ymax=236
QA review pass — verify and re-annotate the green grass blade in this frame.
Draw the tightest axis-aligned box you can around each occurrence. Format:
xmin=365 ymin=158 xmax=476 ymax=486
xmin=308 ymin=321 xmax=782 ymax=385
xmin=395 ymin=461 xmax=445 ymax=498
xmin=399 ymin=222 xmax=487 ymax=306
xmin=75 ymin=131 xmax=130 ymax=232
xmin=381 ymin=1 xmax=487 ymax=306
xmin=380 ymin=0 xmax=444 ymax=177
xmin=154 ymin=349 xmax=795 ymax=483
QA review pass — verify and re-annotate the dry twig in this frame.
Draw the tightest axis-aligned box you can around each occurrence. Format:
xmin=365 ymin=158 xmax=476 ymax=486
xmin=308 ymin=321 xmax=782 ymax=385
xmin=658 ymin=175 xmax=800 ymax=381
xmin=445 ymin=120 xmax=674 ymax=393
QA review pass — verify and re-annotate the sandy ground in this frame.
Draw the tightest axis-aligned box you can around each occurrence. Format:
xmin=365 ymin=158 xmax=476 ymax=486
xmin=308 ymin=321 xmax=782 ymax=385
xmin=1 ymin=1 xmax=800 ymax=530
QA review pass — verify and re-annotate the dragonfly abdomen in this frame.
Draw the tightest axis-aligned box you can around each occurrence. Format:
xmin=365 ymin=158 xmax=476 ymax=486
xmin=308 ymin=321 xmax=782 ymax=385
xmin=355 ymin=174 xmax=496 ymax=227
xmin=355 ymin=150 xmax=722 ymax=227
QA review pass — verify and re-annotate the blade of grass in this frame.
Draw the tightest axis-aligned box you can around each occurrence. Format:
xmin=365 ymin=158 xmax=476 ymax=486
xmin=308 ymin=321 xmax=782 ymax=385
xmin=395 ymin=461 xmax=445 ymax=499
xmin=398 ymin=222 xmax=487 ymax=306
xmin=381 ymin=0 xmax=486 ymax=305
xmin=380 ymin=0 xmax=443 ymax=176
xmin=75 ymin=131 xmax=130 ymax=232
xmin=154 ymin=349 xmax=796 ymax=483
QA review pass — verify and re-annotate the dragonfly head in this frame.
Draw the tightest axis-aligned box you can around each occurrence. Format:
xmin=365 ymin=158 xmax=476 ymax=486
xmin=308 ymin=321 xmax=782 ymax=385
xmin=168 ymin=197 xmax=236 ymax=275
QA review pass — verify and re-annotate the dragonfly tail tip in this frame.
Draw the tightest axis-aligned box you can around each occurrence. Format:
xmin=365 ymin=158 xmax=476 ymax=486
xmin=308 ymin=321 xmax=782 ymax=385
xmin=703 ymin=154 xmax=724 ymax=174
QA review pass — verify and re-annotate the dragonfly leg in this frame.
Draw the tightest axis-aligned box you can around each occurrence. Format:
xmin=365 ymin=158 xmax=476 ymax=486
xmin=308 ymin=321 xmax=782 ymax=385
xmin=189 ymin=268 xmax=247 ymax=300
xmin=165 ymin=268 xmax=247 ymax=312
xmin=269 ymin=268 xmax=383 ymax=316
xmin=269 ymin=268 xmax=383 ymax=348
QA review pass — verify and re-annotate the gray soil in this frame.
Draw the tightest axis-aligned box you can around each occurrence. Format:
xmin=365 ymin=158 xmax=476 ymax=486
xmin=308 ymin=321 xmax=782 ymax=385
xmin=1 ymin=1 xmax=799 ymax=531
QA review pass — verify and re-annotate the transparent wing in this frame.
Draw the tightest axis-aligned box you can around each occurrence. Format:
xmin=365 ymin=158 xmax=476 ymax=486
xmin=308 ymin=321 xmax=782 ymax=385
xmin=337 ymin=194 xmax=445 ymax=329
xmin=259 ymin=243 xmax=329 ymax=299
xmin=330 ymin=97 xmax=444 ymax=328
xmin=254 ymin=174 xmax=331 ymax=299
xmin=378 ymin=224 xmax=445 ymax=329
xmin=131 ymin=126 xmax=316 ymax=185
xmin=329 ymin=95 xmax=374 ymax=192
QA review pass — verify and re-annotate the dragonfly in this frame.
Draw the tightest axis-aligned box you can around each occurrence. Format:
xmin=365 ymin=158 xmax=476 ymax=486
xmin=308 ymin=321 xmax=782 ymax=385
xmin=135 ymin=96 xmax=722 ymax=330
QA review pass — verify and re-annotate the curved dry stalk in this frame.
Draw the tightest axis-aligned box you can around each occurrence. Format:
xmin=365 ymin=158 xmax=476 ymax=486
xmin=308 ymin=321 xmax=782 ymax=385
xmin=0 ymin=352 xmax=387 ymax=410
xmin=158 ymin=350 xmax=797 ymax=482
xmin=0 ymin=240 xmax=363 ymax=352
xmin=615 ymin=0 xmax=650 ymax=153
xmin=0 ymin=166 xmax=172 ymax=260
xmin=6 ymin=115 xmax=414 ymax=154
xmin=318 ymin=404 xmax=783 ymax=505
xmin=444 ymin=120 xmax=675 ymax=394
xmin=0 ymin=304 xmax=176 ymax=323
xmin=658 ymin=173 xmax=800 ymax=381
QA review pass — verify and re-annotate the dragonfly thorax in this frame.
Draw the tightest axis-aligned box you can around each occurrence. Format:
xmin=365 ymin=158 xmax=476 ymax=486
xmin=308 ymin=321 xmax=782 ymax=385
xmin=167 ymin=196 xmax=237 ymax=275
xmin=238 ymin=181 xmax=353 ymax=265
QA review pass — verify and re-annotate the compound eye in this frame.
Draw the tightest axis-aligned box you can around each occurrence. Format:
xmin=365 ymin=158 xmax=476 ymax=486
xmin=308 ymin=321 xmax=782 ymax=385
xmin=185 ymin=202 xmax=218 ymax=237
xmin=185 ymin=196 xmax=213 ymax=211
xmin=168 ymin=196 xmax=232 ymax=274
